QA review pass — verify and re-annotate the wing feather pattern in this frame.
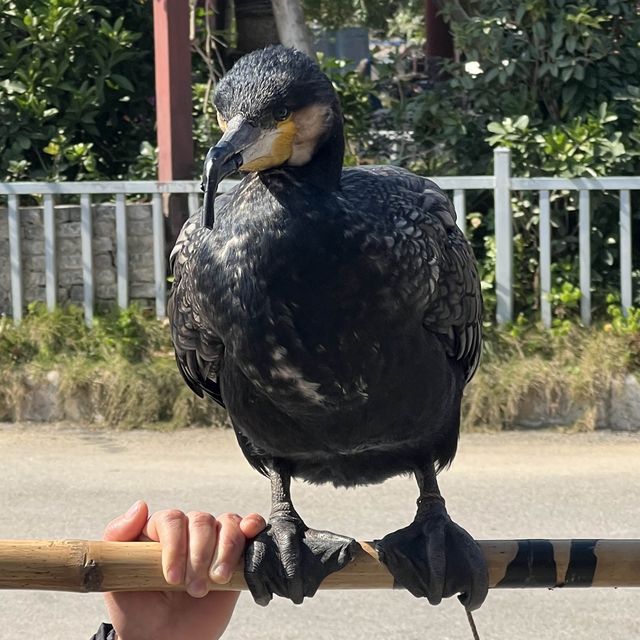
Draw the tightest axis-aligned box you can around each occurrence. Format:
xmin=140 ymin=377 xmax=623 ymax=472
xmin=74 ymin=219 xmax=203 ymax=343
xmin=343 ymin=166 xmax=482 ymax=383
xmin=168 ymin=213 xmax=225 ymax=406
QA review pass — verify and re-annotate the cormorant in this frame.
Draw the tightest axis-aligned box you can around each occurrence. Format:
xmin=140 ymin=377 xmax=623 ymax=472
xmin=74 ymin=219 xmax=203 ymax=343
xmin=169 ymin=45 xmax=487 ymax=610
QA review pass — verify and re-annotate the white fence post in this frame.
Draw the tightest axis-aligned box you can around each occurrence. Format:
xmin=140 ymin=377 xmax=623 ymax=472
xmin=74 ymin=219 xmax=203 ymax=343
xmin=115 ymin=193 xmax=129 ymax=309
xmin=80 ymin=194 xmax=94 ymax=327
xmin=453 ymin=189 xmax=466 ymax=236
xmin=494 ymin=147 xmax=513 ymax=325
xmin=539 ymin=190 xmax=552 ymax=328
xmin=579 ymin=190 xmax=591 ymax=326
xmin=43 ymin=194 xmax=57 ymax=312
xmin=620 ymin=190 xmax=633 ymax=316
xmin=8 ymin=195 xmax=23 ymax=323
xmin=152 ymin=193 xmax=167 ymax=318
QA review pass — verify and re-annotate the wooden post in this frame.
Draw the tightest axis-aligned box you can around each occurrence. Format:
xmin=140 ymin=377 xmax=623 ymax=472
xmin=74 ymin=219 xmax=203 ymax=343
xmin=425 ymin=0 xmax=453 ymax=59
xmin=2 ymin=539 xmax=640 ymax=592
xmin=153 ymin=0 xmax=194 ymax=244
xmin=424 ymin=0 xmax=454 ymax=79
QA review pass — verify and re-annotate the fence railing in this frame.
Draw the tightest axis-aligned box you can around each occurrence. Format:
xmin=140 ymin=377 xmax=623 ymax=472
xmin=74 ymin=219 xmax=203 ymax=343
xmin=494 ymin=148 xmax=639 ymax=327
xmin=1 ymin=179 xmax=237 ymax=325
xmin=1 ymin=148 xmax=637 ymax=327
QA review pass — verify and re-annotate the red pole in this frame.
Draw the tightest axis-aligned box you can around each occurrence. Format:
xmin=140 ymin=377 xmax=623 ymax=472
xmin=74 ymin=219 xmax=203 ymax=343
xmin=153 ymin=0 xmax=193 ymax=240
xmin=424 ymin=0 xmax=453 ymax=77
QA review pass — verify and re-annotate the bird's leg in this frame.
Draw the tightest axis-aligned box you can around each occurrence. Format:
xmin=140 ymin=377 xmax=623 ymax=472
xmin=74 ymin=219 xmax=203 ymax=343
xmin=375 ymin=463 xmax=489 ymax=610
xmin=244 ymin=463 xmax=358 ymax=606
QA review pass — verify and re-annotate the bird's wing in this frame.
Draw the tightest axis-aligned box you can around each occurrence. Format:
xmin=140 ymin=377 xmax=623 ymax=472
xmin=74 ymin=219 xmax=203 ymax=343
xmin=343 ymin=166 xmax=483 ymax=383
xmin=168 ymin=213 xmax=225 ymax=406
xmin=421 ymin=210 xmax=483 ymax=383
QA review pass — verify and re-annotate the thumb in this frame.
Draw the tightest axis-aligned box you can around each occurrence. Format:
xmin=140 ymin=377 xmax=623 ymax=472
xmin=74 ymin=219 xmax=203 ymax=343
xmin=103 ymin=500 xmax=149 ymax=542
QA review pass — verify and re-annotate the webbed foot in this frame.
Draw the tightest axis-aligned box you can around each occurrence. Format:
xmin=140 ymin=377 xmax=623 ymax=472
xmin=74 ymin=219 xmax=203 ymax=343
xmin=376 ymin=499 xmax=488 ymax=610
xmin=245 ymin=514 xmax=358 ymax=606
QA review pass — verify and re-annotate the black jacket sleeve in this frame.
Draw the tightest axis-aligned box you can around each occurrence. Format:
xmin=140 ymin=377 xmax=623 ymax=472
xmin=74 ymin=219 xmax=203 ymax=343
xmin=90 ymin=623 xmax=116 ymax=640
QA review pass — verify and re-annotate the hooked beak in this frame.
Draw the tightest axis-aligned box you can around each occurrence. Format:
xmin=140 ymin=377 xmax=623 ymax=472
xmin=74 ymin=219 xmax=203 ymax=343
xmin=201 ymin=116 xmax=260 ymax=228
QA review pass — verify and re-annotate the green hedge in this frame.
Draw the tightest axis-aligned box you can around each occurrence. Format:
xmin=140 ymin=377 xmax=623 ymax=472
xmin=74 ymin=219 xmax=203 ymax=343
xmin=0 ymin=304 xmax=225 ymax=428
xmin=0 ymin=0 xmax=155 ymax=181
xmin=1 ymin=305 xmax=638 ymax=429
xmin=401 ymin=0 xmax=640 ymax=322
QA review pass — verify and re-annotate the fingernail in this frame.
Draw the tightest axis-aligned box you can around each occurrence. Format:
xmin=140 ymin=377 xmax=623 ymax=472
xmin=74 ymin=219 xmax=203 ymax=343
xmin=210 ymin=562 xmax=231 ymax=584
xmin=187 ymin=579 xmax=207 ymax=598
xmin=167 ymin=566 xmax=182 ymax=585
xmin=125 ymin=501 xmax=140 ymax=519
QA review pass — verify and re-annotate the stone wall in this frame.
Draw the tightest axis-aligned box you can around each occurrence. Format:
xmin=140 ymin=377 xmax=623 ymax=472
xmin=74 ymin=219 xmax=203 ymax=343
xmin=0 ymin=203 xmax=157 ymax=315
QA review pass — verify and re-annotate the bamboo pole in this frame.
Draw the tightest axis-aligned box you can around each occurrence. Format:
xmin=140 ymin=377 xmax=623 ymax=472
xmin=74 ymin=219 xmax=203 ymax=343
xmin=1 ymin=539 xmax=639 ymax=593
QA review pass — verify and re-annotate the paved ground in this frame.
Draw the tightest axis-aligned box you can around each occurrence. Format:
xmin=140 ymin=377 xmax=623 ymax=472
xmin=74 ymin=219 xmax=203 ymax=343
xmin=0 ymin=424 xmax=639 ymax=640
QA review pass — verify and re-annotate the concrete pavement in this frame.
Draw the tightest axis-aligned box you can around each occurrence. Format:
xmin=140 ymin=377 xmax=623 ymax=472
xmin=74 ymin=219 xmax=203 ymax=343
xmin=1 ymin=425 xmax=639 ymax=640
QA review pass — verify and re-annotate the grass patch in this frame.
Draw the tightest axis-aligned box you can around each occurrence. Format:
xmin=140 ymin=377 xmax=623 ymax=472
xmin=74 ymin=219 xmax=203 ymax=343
xmin=1 ymin=303 xmax=638 ymax=430
xmin=0 ymin=303 xmax=226 ymax=429
xmin=463 ymin=320 xmax=640 ymax=431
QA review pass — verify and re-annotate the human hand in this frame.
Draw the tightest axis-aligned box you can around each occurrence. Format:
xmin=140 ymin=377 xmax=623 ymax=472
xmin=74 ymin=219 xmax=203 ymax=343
xmin=103 ymin=500 xmax=265 ymax=640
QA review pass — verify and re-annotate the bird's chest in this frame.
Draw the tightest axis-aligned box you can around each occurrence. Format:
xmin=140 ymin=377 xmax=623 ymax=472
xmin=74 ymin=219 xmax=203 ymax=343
xmin=202 ymin=210 xmax=390 ymax=407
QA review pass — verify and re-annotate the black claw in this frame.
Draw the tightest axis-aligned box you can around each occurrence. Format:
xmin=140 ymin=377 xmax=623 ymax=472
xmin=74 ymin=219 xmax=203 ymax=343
xmin=375 ymin=502 xmax=488 ymax=611
xmin=245 ymin=516 xmax=357 ymax=606
xmin=244 ymin=535 xmax=274 ymax=606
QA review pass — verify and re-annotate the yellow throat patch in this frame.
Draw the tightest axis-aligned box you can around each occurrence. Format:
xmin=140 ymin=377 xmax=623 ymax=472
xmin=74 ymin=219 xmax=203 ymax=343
xmin=241 ymin=118 xmax=297 ymax=172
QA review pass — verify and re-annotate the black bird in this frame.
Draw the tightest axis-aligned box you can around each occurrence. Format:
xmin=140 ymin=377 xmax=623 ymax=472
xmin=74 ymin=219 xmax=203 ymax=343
xmin=169 ymin=45 xmax=487 ymax=610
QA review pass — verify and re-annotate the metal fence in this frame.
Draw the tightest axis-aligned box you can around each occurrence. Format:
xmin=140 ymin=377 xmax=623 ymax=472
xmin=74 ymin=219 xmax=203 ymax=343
xmin=1 ymin=148 xmax=637 ymax=327
xmin=1 ymin=179 xmax=236 ymax=325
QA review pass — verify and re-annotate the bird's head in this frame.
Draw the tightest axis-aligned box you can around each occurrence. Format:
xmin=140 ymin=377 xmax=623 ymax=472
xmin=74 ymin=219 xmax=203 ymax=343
xmin=201 ymin=46 xmax=343 ymax=226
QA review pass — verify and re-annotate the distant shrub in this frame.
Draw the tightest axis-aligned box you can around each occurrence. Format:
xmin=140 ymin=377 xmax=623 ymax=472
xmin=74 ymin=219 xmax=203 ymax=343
xmin=395 ymin=0 xmax=640 ymax=320
xmin=0 ymin=0 xmax=155 ymax=181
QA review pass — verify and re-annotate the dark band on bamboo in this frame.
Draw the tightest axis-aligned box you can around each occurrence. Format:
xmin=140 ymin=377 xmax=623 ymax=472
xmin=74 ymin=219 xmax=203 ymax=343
xmin=565 ymin=540 xmax=598 ymax=586
xmin=493 ymin=539 xmax=614 ymax=589
xmin=497 ymin=539 xmax=557 ymax=588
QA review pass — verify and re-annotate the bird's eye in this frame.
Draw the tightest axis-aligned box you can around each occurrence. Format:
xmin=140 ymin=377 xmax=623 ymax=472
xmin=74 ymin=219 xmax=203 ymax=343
xmin=273 ymin=106 xmax=290 ymax=121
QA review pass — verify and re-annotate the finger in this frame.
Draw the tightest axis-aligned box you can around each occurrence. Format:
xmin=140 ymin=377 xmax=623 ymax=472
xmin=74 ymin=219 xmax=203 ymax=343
xmin=240 ymin=513 xmax=267 ymax=539
xmin=145 ymin=509 xmax=188 ymax=585
xmin=103 ymin=500 xmax=149 ymax=542
xmin=210 ymin=513 xmax=244 ymax=584
xmin=185 ymin=512 xmax=218 ymax=598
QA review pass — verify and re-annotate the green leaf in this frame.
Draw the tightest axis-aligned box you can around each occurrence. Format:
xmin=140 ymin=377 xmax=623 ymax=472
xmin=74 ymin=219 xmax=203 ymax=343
xmin=552 ymin=31 xmax=564 ymax=52
xmin=562 ymin=83 xmax=578 ymax=104
xmin=110 ymin=73 xmax=134 ymax=92
xmin=598 ymin=102 xmax=607 ymax=119
xmin=487 ymin=121 xmax=506 ymax=134
xmin=484 ymin=68 xmax=499 ymax=82
xmin=16 ymin=135 xmax=31 ymax=150
xmin=533 ymin=21 xmax=546 ymax=41
xmin=92 ymin=5 xmax=112 ymax=18
xmin=43 ymin=142 xmax=60 ymax=156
